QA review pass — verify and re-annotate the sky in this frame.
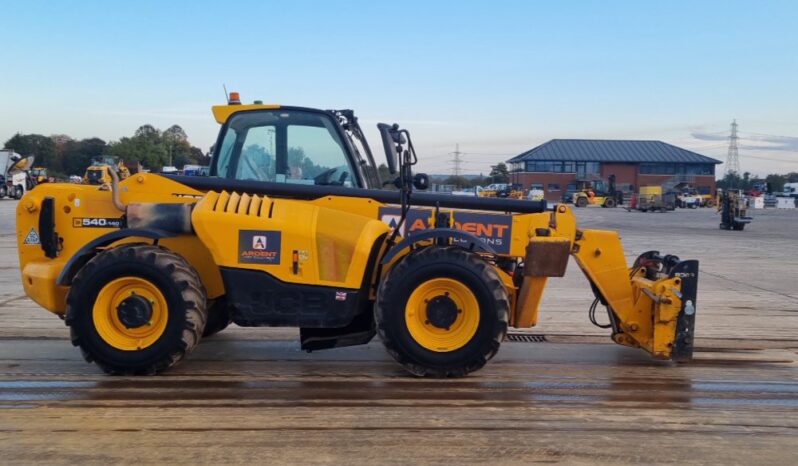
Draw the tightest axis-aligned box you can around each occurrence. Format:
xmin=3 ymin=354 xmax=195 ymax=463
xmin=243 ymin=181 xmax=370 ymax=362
xmin=2 ymin=0 xmax=797 ymax=177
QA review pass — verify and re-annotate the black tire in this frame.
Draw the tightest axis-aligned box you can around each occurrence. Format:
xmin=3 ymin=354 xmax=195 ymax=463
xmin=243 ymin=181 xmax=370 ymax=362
xmin=203 ymin=297 xmax=232 ymax=337
xmin=603 ymin=198 xmax=616 ymax=208
xmin=575 ymin=196 xmax=588 ymax=208
xmin=66 ymin=244 xmax=207 ymax=375
xmin=732 ymin=223 xmax=745 ymax=231
xmin=13 ymin=185 xmax=23 ymax=199
xmin=375 ymin=246 xmax=509 ymax=377
xmin=0 ymin=185 xmax=6 ymax=198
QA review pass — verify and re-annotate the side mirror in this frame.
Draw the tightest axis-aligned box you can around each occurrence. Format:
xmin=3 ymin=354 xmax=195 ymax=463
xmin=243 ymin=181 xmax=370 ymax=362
xmin=413 ymin=173 xmax=429 ymax=190
xmin=377 ymin=123 xmax=401 ymax=174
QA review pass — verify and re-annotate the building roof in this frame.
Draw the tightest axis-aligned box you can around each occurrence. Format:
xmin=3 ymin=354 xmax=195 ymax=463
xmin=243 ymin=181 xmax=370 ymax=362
xmin=507 ymin=139 xmax=722 ymax=164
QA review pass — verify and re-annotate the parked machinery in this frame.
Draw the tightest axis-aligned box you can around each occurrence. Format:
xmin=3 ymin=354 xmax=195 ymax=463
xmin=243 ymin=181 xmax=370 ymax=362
xmin=572 ymin=175 xmax=622 ymax=208
xmin=83 ymin=156 xmax=131 ymax=185
xmin=636 ymin=186 xmax=676 ymax=212
xmin=717 ymin=189 xmax=752 ymax=230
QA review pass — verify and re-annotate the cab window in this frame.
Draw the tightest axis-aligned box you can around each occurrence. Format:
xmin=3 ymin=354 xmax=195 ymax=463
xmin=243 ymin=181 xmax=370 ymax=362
xmin=213 ymin=109 xmax=358 ymax=187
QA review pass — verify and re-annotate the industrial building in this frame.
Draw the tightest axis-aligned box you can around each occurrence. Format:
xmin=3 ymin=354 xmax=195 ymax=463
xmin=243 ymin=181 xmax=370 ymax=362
xmin=507 ymin=139 xmax=722 ymax=201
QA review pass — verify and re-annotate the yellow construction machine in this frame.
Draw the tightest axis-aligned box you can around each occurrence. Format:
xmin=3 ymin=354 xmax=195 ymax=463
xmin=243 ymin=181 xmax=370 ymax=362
xmin=478 ymin=183 xmax=524 ymax=199
xmin=572 ymin=176 xmax=622 ymax=208
xmin=16 ymin=95 xmax=699 ymax=376
xmin=30 ymin=167 xmax=49 ymax=185
xmin=83 ymin=156 xmax=131 ymax=185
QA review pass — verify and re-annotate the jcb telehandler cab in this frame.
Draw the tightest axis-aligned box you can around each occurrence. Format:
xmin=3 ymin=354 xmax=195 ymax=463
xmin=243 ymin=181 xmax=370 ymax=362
xmin=83 ymin=156 xmax=131 ymax=185
xmin=16 ymin=95 xmax=699 ymax=376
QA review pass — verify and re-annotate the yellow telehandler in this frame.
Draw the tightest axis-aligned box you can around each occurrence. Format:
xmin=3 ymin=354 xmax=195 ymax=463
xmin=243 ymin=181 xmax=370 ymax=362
xmin=83 ymin=156 xmax=131 ymax=185
xmin=16 ymin=95 xmax=699 ymax=376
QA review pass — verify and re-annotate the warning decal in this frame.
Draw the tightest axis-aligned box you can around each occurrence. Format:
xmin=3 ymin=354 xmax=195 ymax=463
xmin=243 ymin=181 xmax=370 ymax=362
xmin=23 ymin=228 xmax=40 ymax=245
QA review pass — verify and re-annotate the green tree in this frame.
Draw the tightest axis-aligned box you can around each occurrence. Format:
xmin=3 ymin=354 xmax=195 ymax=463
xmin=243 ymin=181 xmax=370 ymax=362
xmin=62 ymin=138 xmax=107 ymax=176
xmin=134 ymin=124 xmax=161 ymax=142
xmin=163 ymin=124 xmax=193 ymax=167
xmin=716 ymin=171 xmax=743 ymax=190
xmin=764 ymin=174 xmax=785 ymax=193
xmin=444 ymin=175 xmax=469 ymax=188
xmin=466 ymin=175 xmax=487 ymax=188
xmin=108 ymin=126 xmax=168 ymax=170
xmin=488 ymin=162 xmax=510 ymax=184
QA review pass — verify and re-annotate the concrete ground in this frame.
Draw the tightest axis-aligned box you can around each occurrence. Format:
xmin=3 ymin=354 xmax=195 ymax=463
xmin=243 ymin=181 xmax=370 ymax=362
xmin=0 ymin=198 xmax=796 ymax=464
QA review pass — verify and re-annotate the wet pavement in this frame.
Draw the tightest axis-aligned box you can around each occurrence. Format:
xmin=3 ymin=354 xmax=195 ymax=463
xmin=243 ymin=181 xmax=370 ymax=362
xmin=1 ymin=337 xmax=796 ymax=464
xmin=1 ymin=200 xmax=797 ymax=464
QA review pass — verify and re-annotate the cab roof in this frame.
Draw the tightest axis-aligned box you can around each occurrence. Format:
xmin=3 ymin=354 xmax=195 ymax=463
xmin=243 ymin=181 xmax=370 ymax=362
xmin=211 ymin=104 xmax=282 ymax=124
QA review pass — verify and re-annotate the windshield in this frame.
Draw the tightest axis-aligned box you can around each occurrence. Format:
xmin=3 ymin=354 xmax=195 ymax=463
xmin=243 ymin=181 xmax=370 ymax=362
xmin=86 ymin=168 xmax=104 ymax=183
xmin=213 ymin=109 xmax=358 ymax=187
xmin=91 ymin=156 xmax=119 ymax=166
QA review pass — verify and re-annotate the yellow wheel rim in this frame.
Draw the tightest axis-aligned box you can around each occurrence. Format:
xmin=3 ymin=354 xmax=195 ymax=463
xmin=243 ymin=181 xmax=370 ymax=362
xmin=92 ymin=277 xmax=168 ymax=351
xmin=405 ymin=278 xmax=480 ymax=352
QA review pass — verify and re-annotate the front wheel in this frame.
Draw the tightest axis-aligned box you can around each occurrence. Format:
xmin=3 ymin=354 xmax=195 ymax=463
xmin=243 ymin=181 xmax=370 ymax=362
xmin=376 ymin=246 xmax=509 ymax=377
xmin=603 ymin=198 xmax=617 ymax=208
xmin=575 ymin=196 xmax=588 ymax=208
xmin=66 ymin=244 xmax=207 ymax=374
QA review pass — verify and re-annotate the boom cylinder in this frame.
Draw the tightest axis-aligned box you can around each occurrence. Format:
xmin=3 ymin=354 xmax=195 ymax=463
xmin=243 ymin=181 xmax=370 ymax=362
xmin=166 ymin=175 xmax=548 ymax=214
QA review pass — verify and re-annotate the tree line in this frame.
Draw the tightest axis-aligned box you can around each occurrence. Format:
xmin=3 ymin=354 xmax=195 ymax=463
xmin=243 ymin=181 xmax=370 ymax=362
xmin=430 ymin=163 xmax=511 ymax=189
xmin=716 ymin=170 xmax=798 ymax=192
xmin=3 ymin=124 xmax=208 ymax=177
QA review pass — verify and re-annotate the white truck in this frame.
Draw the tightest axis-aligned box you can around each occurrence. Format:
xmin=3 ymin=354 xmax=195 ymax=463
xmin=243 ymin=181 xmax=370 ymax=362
xmin=0 ymin=150 xmax=32 ymax=199
xmin=782 ymin=182 xmax=798 ymax=198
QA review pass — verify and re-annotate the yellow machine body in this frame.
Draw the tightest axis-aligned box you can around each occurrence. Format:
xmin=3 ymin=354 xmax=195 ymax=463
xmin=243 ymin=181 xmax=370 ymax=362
xmin=14 ymin=99 xmax=699 ymax=376
xmin=17 ymin=175 xmax=224 ymax=313
xmin=17 ymin=173 xmax=695 ymax=360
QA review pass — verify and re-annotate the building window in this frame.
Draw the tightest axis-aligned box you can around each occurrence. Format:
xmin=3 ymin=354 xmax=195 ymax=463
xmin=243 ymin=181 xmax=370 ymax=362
xmin=526 ymin=161 xmax=558 ymax=172
xmin=548 ymin=183 xmax=561 ymax=191
xmin=575 ymin=161 xmax=600 ymax=177
xmin=524 ymin=160 xmax=600 ymax=174
xmin=640 ymin=163 xmax=715 ymax=175
xmin=529 ymin=183 xmax=544 ymax=190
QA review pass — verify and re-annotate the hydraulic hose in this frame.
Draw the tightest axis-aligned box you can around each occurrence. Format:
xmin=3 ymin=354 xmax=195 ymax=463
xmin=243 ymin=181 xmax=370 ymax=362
xmin=107 ymin=168 xmax=126 ymax=212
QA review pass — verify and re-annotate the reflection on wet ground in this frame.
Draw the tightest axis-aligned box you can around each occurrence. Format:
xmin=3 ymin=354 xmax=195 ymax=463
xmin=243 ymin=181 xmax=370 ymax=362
xmin=0 ymin=338 xmax=796 ymax=463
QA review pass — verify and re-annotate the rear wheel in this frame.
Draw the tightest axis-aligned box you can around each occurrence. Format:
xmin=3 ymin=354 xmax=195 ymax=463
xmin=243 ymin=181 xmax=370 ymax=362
xmin=575 ymin=196 xmax=588 ymax=208
xmin=376 ymin=246 xmax=509 ymax=377
xmin=13 ymin=185 xmax=23 ymax=199
xmin=603 ymin=198 xmax=616 ymax=208
xmin=0 ymin=185 xmax=6 ymax=198
xmin=66 ymin=244 xmax=207 ymax=375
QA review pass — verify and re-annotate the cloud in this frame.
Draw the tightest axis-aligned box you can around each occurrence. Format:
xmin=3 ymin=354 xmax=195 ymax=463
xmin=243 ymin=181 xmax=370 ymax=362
xmin=691 ymin=131 xmax=798 ymax=152
xmin=742 ymin=133 xmax=798 ymax=152
xmin=690 ymin=131 xmax=727 ymax=141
